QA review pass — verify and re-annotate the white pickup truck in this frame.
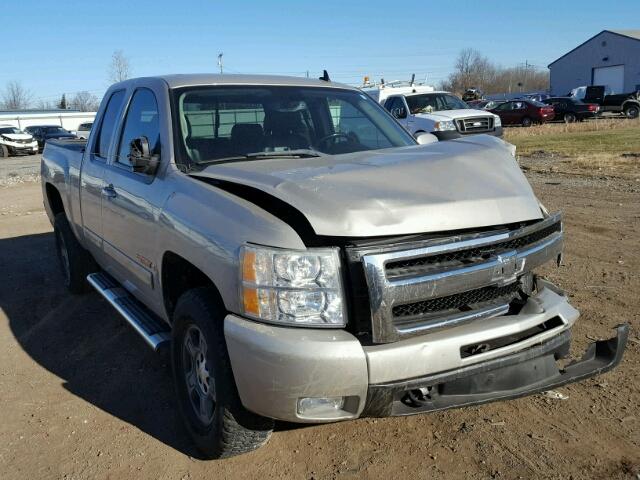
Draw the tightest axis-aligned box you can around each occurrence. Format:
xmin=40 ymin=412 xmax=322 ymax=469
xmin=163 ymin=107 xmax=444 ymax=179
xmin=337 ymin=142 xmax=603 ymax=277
xmin=363 ymin=83 xmax=503 ymax=140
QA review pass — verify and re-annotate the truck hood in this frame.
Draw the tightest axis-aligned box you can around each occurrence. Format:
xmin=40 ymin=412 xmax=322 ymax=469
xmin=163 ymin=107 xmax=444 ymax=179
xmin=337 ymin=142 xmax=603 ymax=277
xmin=192 ymin=135 xmax=542 ymax=237
xmin=415 ymin=108 xmax=497 ymax=121
xmin=2 ymin=133 xmax=33 ymax=141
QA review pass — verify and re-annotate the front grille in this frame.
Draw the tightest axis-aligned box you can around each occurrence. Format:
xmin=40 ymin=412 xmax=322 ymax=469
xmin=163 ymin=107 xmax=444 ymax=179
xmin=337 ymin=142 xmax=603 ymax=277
xmin=359 ymin=213 xmax=564 ymax=343
xmin=386 ymin=222 xmax=561 ymax=278
xmin=393 ymin=281 xmax=521 ymax=320
xmin=456 ymin=116 xmax=493 ymax=133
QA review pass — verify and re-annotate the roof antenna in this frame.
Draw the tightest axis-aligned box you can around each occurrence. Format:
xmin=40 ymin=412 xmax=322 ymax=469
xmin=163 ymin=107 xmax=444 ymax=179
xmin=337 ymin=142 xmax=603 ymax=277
xmin=410 ymin=73 xmax=415 ymax=86
xmin=319 ymin=70 xmax=330 ymax=82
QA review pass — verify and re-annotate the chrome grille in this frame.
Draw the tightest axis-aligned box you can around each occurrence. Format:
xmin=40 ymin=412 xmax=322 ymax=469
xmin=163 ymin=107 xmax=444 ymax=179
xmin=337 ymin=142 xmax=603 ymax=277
xmin=360 ymin=213 xmax=563 ymax=343
xmin=456 ymin=116 xmax=494 ymax=134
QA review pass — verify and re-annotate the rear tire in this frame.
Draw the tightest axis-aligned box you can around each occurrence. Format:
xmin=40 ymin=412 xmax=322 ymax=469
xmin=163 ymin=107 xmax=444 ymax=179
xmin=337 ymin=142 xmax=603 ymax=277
xmin=0 ymin=145 xmax=8 ymax=157
xmin=624 ymin=104 xmax=639 ymax=119
xmin=171 ymin=287 xmax=273 ymax=459
xmin=53 ymin=213 xmax=97 ymax=294
xmin=521 ymin=117 xmax=532 ymax=127
xmin=563 ymin=112 xmax=577 ymax=123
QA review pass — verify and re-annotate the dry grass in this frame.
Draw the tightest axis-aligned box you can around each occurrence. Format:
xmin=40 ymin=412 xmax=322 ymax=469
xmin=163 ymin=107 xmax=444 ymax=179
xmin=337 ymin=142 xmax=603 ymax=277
xmin=504 ymin=118 xmax=640 ymax=159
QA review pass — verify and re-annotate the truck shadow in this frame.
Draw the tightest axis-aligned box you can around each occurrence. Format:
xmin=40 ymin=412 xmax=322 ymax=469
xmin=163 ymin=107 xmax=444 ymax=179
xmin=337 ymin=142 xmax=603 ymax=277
xmin=0 ymin=232 xmax=205 ymax=458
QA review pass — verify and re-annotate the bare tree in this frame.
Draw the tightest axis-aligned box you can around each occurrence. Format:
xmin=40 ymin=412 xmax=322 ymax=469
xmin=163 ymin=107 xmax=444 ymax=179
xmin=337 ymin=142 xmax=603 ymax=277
xmin=35 ymin=99 xmax=56 ymax=110
xmin=70 ymin=91 xmax=100 ymax=111
xmin=108 ymin=50 xmax=131 ymax=83
xmin=441 ymin=48 xmax=549 ymax=95
xmin=1 ymin=81 xmax=33 ymax=110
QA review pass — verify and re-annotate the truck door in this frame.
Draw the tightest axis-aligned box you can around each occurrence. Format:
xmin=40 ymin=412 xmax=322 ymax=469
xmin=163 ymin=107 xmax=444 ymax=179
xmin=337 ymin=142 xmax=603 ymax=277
xmin=79 ymin=89 xmax=126 ymax=260
xmin=100 ymin=87 xmax=165 ymax=310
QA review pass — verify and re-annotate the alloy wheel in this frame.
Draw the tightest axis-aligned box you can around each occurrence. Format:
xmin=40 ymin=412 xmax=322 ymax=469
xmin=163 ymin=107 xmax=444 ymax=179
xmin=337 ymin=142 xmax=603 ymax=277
xmin=183 ymin=325 xmax=216 ymax=425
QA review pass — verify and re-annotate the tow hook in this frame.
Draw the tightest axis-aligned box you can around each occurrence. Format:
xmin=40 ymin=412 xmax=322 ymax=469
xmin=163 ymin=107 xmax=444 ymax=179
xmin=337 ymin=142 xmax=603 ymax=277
xmin=404 ymin=386 xmax=434 ymax=407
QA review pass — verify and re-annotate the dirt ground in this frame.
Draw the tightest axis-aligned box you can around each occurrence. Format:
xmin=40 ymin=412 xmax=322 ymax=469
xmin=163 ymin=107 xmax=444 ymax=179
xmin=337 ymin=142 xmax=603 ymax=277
xmin=0 ymin=152 xmax=638 ymax=479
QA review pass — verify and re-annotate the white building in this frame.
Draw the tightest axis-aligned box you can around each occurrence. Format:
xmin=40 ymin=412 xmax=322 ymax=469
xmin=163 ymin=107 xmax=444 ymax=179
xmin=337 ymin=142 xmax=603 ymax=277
xmin=0 ymin=110 xmax=96 ymax=132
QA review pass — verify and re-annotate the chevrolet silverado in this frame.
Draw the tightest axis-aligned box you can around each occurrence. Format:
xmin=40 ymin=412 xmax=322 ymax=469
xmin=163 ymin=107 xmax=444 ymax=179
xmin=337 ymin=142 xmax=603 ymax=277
xmin=40 ymin=74 xmax=628 ymax=459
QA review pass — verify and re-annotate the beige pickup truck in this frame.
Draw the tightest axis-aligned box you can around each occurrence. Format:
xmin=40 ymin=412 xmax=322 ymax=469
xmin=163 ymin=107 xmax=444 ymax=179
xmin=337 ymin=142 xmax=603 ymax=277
xmin=40 ymin=74 xmax=627 ymax=458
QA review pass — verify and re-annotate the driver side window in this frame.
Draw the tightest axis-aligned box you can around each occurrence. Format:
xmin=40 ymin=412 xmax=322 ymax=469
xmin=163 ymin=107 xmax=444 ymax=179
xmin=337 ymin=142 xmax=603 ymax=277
xmin=116 ymin=88 xmax=160 ymax=167
xmin=330 ymin=98 xmax=392 ymax=149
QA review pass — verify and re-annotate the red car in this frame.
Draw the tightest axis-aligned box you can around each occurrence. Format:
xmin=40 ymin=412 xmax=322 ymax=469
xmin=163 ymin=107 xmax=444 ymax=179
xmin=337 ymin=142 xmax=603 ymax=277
xmin=489 ymin=99 xmax=555 ymax=127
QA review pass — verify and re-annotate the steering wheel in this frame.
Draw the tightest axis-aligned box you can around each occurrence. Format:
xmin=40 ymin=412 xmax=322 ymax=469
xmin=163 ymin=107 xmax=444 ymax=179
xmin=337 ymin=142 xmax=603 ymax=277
xmin=317 ymin=132 xmax=351 ymax=149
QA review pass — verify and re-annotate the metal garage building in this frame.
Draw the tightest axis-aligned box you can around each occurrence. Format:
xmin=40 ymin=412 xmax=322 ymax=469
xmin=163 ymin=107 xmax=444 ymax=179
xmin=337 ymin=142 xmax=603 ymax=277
xmin=548 ymin=30 xmax=640 ymax=96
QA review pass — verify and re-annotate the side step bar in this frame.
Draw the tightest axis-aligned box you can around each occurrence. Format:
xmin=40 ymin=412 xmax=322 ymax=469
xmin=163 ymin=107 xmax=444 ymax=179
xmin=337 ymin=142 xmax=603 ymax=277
xmin=87 ymin=272 xmax=170 ymax=351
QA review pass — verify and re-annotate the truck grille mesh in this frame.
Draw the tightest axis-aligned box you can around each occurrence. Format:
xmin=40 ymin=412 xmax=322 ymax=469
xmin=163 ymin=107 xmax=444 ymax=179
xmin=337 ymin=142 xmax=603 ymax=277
xmin=386 ymin=222 xmax=560 ymax=278
xmin=392 ymin=281 xmax=521 ymax=319
xmin=456 ymin=116 xmax=494 ymax=133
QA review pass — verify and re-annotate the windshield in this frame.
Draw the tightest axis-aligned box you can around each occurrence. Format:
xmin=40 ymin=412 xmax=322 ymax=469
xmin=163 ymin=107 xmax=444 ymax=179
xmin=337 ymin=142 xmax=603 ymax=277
xmin=0 ymin=127 xmax=22 ymax=135
xmin=43 ymin=126 xmax=68 ymax=134
xmin=406 ymin=93 xmax=469 ymax=114
xmin=172 ymin=86 xmax=415 ymax=170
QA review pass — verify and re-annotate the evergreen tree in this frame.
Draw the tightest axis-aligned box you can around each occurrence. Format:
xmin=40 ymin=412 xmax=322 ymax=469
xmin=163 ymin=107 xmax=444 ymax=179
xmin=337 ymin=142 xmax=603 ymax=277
xmin=58 ymin=94 xmax=67 ymax=110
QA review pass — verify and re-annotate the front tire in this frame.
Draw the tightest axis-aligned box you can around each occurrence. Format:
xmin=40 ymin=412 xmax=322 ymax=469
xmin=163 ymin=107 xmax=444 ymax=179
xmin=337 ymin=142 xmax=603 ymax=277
xmin=0 ymin=145 xmax=9 ymax=157
xmin=171 ymin=288 xmax=273 ymax=459
xmin=53 ymin=213 xmax=96 ymax=294
xmin=624 ymin=104 xmax=639 ymax=119
xmin=521 ymin=116 xmax=532 ymax=127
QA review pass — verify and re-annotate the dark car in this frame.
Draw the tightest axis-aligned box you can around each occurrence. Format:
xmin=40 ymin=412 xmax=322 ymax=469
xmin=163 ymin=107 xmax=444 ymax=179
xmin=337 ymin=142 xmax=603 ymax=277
xmin=489 ymin=99 xmax=555 ymax=127
xmin=24 ymin=125 xmax=76 ymax=152
xmin=542 ymin=97 xmax=600 ymax=123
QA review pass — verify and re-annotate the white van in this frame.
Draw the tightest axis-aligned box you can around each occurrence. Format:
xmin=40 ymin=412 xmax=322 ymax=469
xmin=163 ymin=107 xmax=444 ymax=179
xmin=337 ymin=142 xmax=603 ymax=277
xmin=362 ymin=83 xmax=502 ymax=140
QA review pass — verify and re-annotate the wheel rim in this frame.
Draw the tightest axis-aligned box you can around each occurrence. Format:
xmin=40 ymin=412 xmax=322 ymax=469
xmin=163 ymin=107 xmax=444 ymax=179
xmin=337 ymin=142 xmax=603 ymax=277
xmin=628 ymin=107 xmax=639 ymax=118
xmin=55 ymin=230 xmax=71 ymax=285
xmin=564 ymin=113 xmax=576 ymax=123
xmin=183 ymin=325 xmax=215 ymax=425
xmin=523 ymin=118 xmax=531 ymax=127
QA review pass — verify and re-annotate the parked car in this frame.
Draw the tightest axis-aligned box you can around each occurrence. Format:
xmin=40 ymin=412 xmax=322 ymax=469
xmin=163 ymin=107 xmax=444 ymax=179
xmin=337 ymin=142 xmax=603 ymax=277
xmin=462 ymin=87 xmax=483 ymax=102
xmin=24 ymin=125 xmax=76 ymax=152
xmin=542 ymin=97 xmax=600 ymax=123
xmin=75 ymin=122 xmax=93 ymax=140
xmin=469 ymin=99 xmax=505 ymax=111
xmin=522 ymin=93 xmax=552 ymax=103
xmin=570 ymin=86 xmax=640 ymax=119
xmin=363 ymin=84 xmax=502 ymax=140
xmin=41 ymin=74 xmax=627 ymax=459
xmin=0 ymin=124 xmax=39 ymax=157
xmin=489 ymin=99 xmax=555 ymax=126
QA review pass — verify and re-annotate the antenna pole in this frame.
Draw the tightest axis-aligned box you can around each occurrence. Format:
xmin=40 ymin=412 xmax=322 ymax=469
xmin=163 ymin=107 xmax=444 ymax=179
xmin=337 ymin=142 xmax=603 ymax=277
xmin=217 ymin=53 xmax=224 ymax=74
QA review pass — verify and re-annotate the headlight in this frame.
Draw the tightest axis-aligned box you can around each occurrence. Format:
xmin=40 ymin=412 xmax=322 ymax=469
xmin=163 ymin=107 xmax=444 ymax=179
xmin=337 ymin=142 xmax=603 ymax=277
xmin=494 ymin=115 xmax=502 ymax=127
xmin=240 ymin=245 xmax=346 ymax=327
xmin=433 ymin=120 xmax=457 ymax=131
xmin=2 ymin=136 xmax=12 ymax=142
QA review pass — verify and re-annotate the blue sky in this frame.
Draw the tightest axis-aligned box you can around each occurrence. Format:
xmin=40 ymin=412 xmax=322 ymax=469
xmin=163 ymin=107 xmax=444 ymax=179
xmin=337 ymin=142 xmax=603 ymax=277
xmin=3 ymin=0 xmax=638 ymax=104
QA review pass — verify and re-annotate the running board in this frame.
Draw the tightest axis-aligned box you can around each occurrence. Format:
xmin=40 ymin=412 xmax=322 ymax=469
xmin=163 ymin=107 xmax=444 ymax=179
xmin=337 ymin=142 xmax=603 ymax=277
xmin=87 ymin=272 xmax=170 ymax=351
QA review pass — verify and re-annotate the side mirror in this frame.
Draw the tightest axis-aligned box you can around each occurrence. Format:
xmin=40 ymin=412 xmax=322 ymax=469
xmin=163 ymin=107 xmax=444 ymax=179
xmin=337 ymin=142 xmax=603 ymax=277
xmin=391 ymin=107 xmax=407 ymax=119
xmin=128 ymin=136 xmax=159 ymax=175
xmin=415 ymin=132 xmax=438 ymax=145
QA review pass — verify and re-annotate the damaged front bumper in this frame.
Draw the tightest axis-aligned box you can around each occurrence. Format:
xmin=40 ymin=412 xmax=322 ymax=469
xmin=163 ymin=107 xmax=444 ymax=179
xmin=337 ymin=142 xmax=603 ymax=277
xmin=224 ymin=284 xmax=628 ymax=423
xmin=363 ymin=323 xmax=628 ymax=417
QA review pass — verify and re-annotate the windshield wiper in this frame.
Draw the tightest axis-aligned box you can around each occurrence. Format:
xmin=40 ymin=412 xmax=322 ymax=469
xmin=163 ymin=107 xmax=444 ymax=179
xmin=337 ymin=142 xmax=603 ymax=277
xmin=197 ymin=149 xmax=325 ymax=166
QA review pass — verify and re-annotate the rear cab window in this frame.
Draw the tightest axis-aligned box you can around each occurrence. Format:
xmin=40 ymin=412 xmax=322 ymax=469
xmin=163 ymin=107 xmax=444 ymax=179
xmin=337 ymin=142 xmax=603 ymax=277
xmin=95 ymin=90 xmax=126 ymax=159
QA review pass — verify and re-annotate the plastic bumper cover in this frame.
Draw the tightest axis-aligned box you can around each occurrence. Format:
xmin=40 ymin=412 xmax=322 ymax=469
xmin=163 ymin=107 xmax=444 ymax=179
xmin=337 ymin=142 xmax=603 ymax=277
xmin=362 ymin=323 xmax=628 ymax=417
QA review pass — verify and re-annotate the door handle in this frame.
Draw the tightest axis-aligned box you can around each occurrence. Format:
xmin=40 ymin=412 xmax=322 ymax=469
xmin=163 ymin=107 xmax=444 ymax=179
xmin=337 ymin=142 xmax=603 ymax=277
xmin=102 ymin=184 xmax=117 ymax=199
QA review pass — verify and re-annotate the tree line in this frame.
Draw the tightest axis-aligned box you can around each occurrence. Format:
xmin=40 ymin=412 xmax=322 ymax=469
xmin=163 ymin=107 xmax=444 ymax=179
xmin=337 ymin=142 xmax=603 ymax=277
xmin=440 ymin=48 xmax=549 ymax=95
xmin=0 ymin=50 xmax=131 ymax=112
